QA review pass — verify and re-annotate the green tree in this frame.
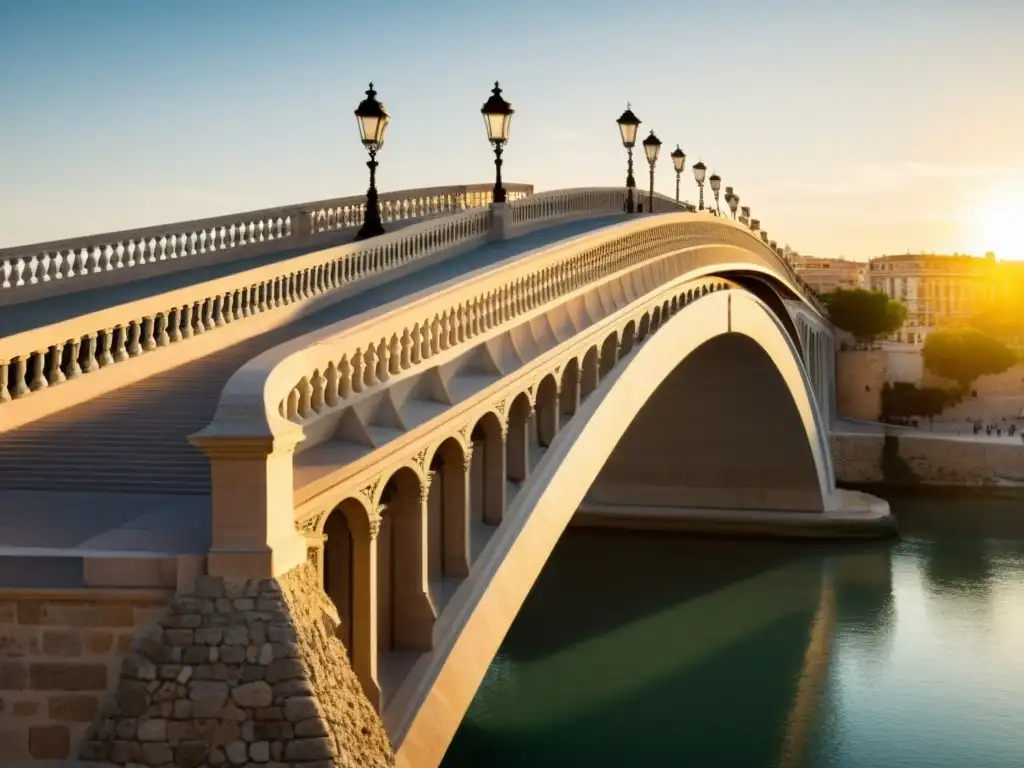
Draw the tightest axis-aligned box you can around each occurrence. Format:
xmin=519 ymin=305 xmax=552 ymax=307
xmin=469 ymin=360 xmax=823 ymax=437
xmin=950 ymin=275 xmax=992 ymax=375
xmin=821 ymin=289 xmax=906 ymax=344
xmin=922 ymin=328 xmax=1017 ymax=390
xmin=970 ymin=309 xmax=1024 ymax=347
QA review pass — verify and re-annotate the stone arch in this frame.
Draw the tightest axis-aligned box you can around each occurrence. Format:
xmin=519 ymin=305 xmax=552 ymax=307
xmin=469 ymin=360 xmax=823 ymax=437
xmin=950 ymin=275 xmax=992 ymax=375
xmin=535 ymin=373 xmax=560 ymax=447
xmin=598 ymin=332 xmax=618 ymax=379
xmin=559 ymin=357 xmax=581 ymax=419
xmin=427 ymin=437 xmax=471 ymax=581
xmin=620 ymin=320 xmax=637 ymax=357
xmin=506 ymin=391 xmax=533 ymax=484
xmin=637 ymin=312 xmax=651 ymax=342
xmin=651 ymin=304 xmax=662 ymax=332
xmin=378 ymin=466 xmax=435 ymax=658
xmin=580 ymin=345 xmax=600 ymax=400
xmin=390 ymin=289 xmax=840 ymax=767
xmin=728 ymin=273 xmax=804 ymax=355
xmin=470 ymin=410 xmax=506 ymax=526
xmin=322 ymin=496 xmax=380 ymax=710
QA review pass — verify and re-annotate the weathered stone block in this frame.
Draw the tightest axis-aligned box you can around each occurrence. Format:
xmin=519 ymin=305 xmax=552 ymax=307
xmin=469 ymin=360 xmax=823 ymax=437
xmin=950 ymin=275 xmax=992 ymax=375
xmin=137 ymin=716 xmax=168 ymax=741
xmin=266 ymin=657 xmax=304 ymax=683
xmin=117 ymin=680 xmax=148 ymax=716
xmin=0 ymin=626 xmax=40 ymax=658
xmin=0 ymin=661 xmax=27 ymax=689
xmin=194 ymin=576 xmax=225 ymax=599
xmin=80 ymin=739 xmax=111 ymax=761
xmin=194 ymin=627 xmax=223 ymax=646
xmin=295 ymin=717 xmax=329 ymax=737
xmin=232 ymin=680 xmax=272 ymax=708
xmin=225 ymin=739 xmax=248 ymax=765
xmin=114 ymin=717 xmax=137 ymax=739
xmin=283 ymin=695 xmax=318 ymax=722
xmin=48 ymin=693 xmax=99 ymax=721
xmin=42 ymin=629 xmax=83 ymax=657
xmin=164 ymin=628 xmax=194 ymax=646
xmin=224 ymin=625 xmax=248 ymax=646
xmin=29 ymin=662 xmax=107 ymax=691
xmin=249 ymin=740 xmax=271 ymax=762
xmin=176 ymin=740 xmax=210 ymax=768
xmin=18 ymin=600 xmax=135 ymax=627
xmin=28 ymin=724 xmax=70 ymax=759
xmin=111 ymin=739 xmax=143 ymax=763
xmin=142 ymin=742 xmax=174 ymax=766
xmin=284 ymin=737 xmax=332 ymax=761
xmin=12 ymin=699 xmax=40 ymax=716
xmin=85 ymin=630 xmax=114 ymax=654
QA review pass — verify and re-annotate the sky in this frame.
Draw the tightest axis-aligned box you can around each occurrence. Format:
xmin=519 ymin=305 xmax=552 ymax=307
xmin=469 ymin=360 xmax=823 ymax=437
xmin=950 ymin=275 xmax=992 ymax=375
xmin=0 ymin=0 xmax=1022 ymax=261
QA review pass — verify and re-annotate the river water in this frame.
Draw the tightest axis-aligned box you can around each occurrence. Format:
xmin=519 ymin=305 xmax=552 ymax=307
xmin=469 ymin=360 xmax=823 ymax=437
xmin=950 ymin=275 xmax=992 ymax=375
xmin=442 ymin=493 xmax=1024 ymax=768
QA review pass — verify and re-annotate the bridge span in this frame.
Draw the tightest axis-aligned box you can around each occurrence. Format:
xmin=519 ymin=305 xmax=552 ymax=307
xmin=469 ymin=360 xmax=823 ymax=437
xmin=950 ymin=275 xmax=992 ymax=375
xmin=0 ymin=185 xmax=892 ymax=766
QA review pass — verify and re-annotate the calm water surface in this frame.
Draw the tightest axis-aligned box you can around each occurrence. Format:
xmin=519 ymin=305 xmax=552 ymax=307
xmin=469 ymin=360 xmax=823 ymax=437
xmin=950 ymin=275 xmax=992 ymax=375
xmin=442 ymin=494 xmax=1024 ymax=768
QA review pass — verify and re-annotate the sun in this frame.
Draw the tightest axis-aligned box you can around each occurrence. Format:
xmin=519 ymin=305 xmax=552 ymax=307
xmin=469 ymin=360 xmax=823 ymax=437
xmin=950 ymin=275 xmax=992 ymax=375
xmin=967 ymin=182 xmax=1024 ymax=260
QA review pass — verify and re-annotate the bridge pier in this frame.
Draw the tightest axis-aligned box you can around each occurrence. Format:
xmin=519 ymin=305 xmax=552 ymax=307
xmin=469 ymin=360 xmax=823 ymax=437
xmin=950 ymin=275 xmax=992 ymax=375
xmin=472 ymin=413 xmax=507 ymax=526
xmin=506 ymin=394 xmax=533 ymax=483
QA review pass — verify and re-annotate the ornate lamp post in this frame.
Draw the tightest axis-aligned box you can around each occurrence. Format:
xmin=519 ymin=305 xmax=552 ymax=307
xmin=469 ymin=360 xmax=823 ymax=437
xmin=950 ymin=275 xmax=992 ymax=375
xmin=741 ymin=206 xmax=751 ymax=225
xmin=670 ymin=145 xmax=686 ymax=204
xmin=616 ymin=104 xmax=641 ymax=213
xmin=481 ymin=82 xmax=514 ymax=204
xmin=709 ymin=173 xmax=722 ymax=215
xmin=692 ymin=161 xmax=707 ymax=210
xmin=727 ymin=189 xmax=740 ymax=220
xmin=354 ymin=83 xmax=390 ymax=241
xmin=642 ymin=131 xmax=662 ymax=213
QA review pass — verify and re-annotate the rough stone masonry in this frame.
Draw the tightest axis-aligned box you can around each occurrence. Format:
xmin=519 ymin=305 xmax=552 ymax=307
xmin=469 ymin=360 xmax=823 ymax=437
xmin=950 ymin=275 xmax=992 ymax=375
xmin=82 ymin=561 xmax=394 ymax=767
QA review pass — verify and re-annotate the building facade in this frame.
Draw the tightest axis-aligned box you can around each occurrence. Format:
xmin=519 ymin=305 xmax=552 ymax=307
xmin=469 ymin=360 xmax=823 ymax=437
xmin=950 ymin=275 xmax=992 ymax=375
xmin=866 ymin=252 xmax=1003 ymax=343
xmin=791 ymin=254 xmax=867 ymax=294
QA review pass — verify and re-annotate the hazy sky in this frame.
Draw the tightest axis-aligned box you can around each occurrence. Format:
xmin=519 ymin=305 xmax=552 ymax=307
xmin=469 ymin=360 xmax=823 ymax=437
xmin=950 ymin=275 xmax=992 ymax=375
xmin=1 ymin=0 xmax=1022 ymax=260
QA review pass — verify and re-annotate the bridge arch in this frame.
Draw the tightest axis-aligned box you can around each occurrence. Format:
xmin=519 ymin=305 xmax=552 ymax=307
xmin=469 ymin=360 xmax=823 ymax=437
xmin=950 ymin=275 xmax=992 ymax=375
xmin=389 ymin=288 xmax=837 ymax=767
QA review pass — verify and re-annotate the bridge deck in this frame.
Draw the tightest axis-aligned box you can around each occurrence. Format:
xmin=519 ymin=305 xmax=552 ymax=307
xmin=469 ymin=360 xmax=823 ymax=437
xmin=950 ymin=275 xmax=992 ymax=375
xmin=0 ymin=216 xmax=628 ymax=571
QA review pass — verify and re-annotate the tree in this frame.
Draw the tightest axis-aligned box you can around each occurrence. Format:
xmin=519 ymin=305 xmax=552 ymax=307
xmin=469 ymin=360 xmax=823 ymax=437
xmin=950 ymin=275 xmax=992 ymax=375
xmin=922 ymin=328 xmax=1017 ymax=390
xmin=970 ymin=308 xmax=1024 ymax=347
xmin=820 ymin=288 xmax=906 ymax=344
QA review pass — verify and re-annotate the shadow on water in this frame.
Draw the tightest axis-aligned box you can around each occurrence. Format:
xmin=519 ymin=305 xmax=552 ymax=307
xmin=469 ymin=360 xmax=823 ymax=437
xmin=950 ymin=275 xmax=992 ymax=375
xmin=499 ymin=528 xmax=844 ymax=665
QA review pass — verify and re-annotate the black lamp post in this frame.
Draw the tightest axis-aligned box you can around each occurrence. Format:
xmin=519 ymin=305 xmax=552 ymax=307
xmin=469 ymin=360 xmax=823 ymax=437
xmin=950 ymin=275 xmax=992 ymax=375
xmin=692 ymin=161 xmax=707 ymax=210
xmin=354 ymin=83 xmax=390 ymax=241
xmin=709 ymin=173 xmax=722 ymax=215
xmin=481 ymin=82 xmax=514 ymax=204
xmin=616 ymin=104 xmax=641 ymax=213
xmin=670 ymin=145 xmax=686 ymax=204
xmin=642 ymin=131 xmax=662 ymax=213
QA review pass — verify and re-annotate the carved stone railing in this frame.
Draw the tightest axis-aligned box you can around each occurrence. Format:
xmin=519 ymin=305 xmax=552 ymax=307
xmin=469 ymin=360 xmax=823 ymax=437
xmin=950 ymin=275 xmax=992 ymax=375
xmin=200 ymin=213 xmax=824 ymax=450
xmin=0 ymin=183 xmax=533 ymax=305
xmin=0 ymin=187 xmax=642 ymax=413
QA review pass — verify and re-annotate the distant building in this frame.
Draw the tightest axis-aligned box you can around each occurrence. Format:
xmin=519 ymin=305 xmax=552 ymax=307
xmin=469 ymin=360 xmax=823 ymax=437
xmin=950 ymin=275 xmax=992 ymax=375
xmin=866 ymin=252 xmax=1010 ymax=344
xmin=791 ymin=254 xmax=866 ymax=294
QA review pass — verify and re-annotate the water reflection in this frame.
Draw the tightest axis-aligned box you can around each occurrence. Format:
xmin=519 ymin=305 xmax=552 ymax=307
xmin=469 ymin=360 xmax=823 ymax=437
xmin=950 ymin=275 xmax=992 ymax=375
xmin=443 ymin=496 xmax=1024 ymax=768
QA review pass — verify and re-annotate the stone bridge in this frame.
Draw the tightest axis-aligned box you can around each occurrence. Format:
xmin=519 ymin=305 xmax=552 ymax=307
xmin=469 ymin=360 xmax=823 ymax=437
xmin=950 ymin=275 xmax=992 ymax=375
xmin=0 ymin=182 xmax=891 ymax=766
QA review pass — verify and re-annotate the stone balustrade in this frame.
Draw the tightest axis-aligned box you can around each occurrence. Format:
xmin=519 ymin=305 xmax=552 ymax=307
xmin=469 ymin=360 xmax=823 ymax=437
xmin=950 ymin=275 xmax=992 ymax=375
xmin=198 ymin=212 xmax=822 ymax=469
xmin=0 ymin=184 xmax=532 ymax=305
xmin=0 ymin=187 xmax=636 ymax=416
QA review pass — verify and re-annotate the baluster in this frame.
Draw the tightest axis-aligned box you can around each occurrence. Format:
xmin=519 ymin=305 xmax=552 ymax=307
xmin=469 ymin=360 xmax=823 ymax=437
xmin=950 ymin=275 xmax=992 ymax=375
xmin=211 ymin=296 xmax=225 ymax=326
xmin=10 ymin=357 xmax=29 ymax=398
xmin=80 ymin=333 xmax=99 ymax=373
xmin=27 ymin=352 xmax=47 ymax=391
xmin=310 ymin=370 xmax=325 ymax=413
xmin=363 ymin=346 xmax=377 ymax=389
xmin=297 ymin=377 xmax=313 ymax=418
xmin=409 ymin=324 xmax=422 ymax=365
xmin=0 ymin=360 xmax=10 ymax=403
xmin=203 ymin=299 xmax=216 ymax=331
xmin=167 ymin=307 xmax=181 ymax=342
xmin=126 ymin=322 xmax=142 ymax=357
xmin=140 ymin=317 xmax=157 ymax=351
xmin=399 ymin=330 xmax=411 ymax=371
xmin=97 ymin=329 xmax=115 ymax=366
xmin=156 ymin=314 xmax=170 ymax=346
xmin=376 ymin=339 xmax=389 ymax=383
xmin=350 ymin=348 xmax=364 ymax=394
xmin=438 ymin=313 xmax=450 ymax=351
xmin=338 ymin=354 xmax=353 ymax=399
xmin=286 ymin=388 xmax=300 ymax=420
xmin=447 ymin=309 xmax=458 ymax=348
xmin=109 ymin=325 xmax=128 ymax=362
xmin=47 ymin=343 xmax=66 ymax=385
xmin=324 ymin=363 xmax=339 ymax=408
xmin=429 ymin=317 xmax=441 ymax=356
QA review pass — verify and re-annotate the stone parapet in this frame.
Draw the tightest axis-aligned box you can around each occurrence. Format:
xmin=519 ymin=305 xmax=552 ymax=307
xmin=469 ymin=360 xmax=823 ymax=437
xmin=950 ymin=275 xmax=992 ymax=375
xmin=81 ymin=563 xmax=391 ymax=767
xmin=0 ymin=588 xmax=171 ymax=762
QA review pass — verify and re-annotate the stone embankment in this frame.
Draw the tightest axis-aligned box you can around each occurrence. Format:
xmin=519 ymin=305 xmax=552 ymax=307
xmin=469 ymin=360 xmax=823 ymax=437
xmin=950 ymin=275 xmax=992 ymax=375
xmin=831 ymin=432 xmax=1024 ymax=489
xmin=81 ymin=562 xmax=393 ymax=767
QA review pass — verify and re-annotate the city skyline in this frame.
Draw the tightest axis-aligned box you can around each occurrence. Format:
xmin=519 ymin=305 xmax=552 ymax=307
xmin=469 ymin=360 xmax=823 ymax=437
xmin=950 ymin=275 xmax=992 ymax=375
xmin=1 ymin=0 xmax=1022 ymax=261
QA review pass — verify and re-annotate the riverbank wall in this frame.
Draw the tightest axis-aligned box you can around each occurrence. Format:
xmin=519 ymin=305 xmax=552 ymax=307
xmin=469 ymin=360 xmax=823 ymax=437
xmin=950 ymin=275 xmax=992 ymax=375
xmin=831 ymin=431 xmax=1024 ymax=492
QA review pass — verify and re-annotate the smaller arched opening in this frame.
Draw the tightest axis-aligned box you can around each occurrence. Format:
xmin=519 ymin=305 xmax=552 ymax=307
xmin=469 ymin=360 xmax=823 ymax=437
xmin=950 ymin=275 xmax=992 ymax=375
xmin=535 ymin=374 xmax=560 ymax=447
xmin=322 ymin=497 xmax=379 ymax=710
xmin=559 ymin=358 xmax=581 ymax=419
xmin=598 ymin=332 xmax=618 ymax=379
xmin=580 ymin=346 xmax=600 ymax=400
xmin=637 ymin=312 xmax=651 ymax=342
xmin=378 ymin=467 xmax=435 ymax=655
xmin=471 ymin=411 xmax=506 ymax=526
xmin=651 ymin=305 xmax=662 ymax=332
xmin=506 ymin=391 xmax=533 ymax=484
xmin=620 ymin=321 xmax=636 ymax=358
xmin=428 ymin=438 xmax=471 ymax=581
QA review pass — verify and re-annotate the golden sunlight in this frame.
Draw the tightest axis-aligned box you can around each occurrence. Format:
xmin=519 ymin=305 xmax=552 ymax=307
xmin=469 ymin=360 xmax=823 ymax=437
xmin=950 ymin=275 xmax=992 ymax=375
xmin=967 ymin=182 xmax=1024 ymax=260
